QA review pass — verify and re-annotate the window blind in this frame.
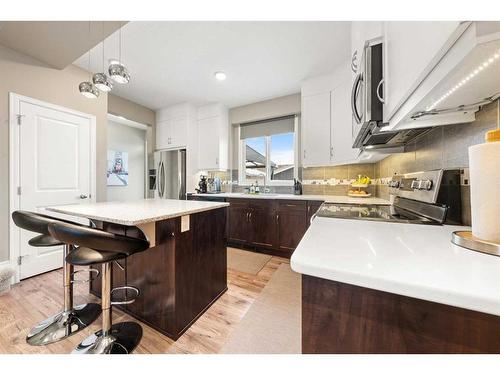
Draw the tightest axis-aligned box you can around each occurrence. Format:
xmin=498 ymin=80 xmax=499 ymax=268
xmin=239 ymin=115 xmax=295 ymax=140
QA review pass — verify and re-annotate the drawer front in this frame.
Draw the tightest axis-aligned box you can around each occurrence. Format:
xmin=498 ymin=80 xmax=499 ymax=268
xmin=249 ymin=199 xmax=276 ymax=211
xmin=227 ymin=198 xmax=250 ymax=208
xmin=278 ymin=200 xmax=307 ymax=212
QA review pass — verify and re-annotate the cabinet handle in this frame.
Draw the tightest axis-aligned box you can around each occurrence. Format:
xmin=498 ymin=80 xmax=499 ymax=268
xmin=330 ymin=147 xmax=334 ymax=157
xmin=303 ymin=150 xmax=306 ymax=159
xmin=216 ymin=157 xmax=219 ymax=165
xmin=276 ymin=214 xmax=279 ymax=222
xmin=246 ymin=212 xmax=249 ymax=222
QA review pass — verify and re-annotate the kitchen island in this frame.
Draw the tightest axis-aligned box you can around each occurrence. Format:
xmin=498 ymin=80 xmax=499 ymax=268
xmin=48 ymin=199 xmax=229 ymax=340
xmin=291 ymin=217 xmax=500 ymax=353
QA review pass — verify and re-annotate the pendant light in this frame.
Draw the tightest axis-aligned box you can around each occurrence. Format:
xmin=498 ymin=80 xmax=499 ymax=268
xmin=108 ymin=23 xmax=130 ymax=84
xmin=93 ymin=21 xmax=113 ymax=92
xmin=79 ymin=22 xmax=99 ymax=99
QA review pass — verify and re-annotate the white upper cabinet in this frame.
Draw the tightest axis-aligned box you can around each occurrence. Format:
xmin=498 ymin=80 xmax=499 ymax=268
xmin=301 ymin=66 xmax=361 ymax=167
xmin=197 ymin=103 xmax=229 ymax=171
xmin=155 ymin=119 xmax=171 ymax=150
xmin=155 ymin=103 xmax=196 ymax=150
xmin=301 ymin=92 xmax=331 ymax=167
xmin=383 ymin=21 xmax=462 ymax=124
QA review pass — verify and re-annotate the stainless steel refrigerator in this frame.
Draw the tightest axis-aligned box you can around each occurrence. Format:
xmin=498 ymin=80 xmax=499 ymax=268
xmin=154 ymin=149 xmax=186 ymax=199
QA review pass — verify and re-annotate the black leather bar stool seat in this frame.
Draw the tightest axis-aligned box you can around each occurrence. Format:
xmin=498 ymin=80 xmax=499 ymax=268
xmin=28 ymin=234 xmax=65 ymax=247
xmin=48 ymin=222 xmax=149 ymax=354
xmin=12 ymin=211 xmax=69 ymax=247
xmin=11 ymin=210 xmax=101 ymax=346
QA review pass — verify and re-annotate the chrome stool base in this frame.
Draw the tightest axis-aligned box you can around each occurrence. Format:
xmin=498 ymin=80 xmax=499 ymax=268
xmin=72 ymin=322 xmax=142 ymax=354
xmin=26 ymin=303 xmax=101 ymax=346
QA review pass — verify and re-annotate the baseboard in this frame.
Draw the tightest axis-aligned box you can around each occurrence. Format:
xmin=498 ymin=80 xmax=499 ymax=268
xmin=227 ymin=242 xmax=292 ymax=259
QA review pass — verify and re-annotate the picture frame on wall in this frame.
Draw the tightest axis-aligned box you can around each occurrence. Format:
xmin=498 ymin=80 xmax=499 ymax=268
xmin=107 ymin=150 xmax=129 ymax=186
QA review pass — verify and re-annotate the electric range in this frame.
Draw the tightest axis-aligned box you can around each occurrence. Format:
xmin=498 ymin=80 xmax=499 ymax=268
xmin=315 ymin=169 xmax=463 ymax=225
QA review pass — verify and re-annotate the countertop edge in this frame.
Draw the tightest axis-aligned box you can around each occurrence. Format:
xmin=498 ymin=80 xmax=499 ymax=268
xmin=291 ymin=257 xmax=500 ymax=317
xmin=47 ymin=203 xmax=230 ymax=226
xmin=191 ymin=193 xmax=390 ymax=205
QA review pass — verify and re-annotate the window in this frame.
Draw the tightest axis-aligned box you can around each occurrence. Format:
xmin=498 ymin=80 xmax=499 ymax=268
xmin=239 ymin=116 xmax=297 ymax=186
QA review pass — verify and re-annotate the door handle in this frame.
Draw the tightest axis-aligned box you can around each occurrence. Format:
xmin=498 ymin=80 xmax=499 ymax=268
xmin=79 ymin=194 xmax=88 ymax=199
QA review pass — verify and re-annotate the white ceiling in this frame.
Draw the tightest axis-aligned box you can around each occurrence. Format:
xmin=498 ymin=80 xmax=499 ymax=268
xmin=74 ymin=21 xmax=351 ymax=110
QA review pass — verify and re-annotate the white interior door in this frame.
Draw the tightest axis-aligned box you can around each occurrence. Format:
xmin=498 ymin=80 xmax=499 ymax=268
xmin=16 ymin=97 xmax=94 ymax=279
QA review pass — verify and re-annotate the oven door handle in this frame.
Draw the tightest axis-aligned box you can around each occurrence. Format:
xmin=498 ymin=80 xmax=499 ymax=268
xmin=351 ymin=73 xmax=363 ymax=124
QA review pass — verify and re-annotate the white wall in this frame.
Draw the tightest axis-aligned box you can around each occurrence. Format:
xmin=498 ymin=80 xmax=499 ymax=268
xmin=107 ymin=120 xmax=146 ymax=202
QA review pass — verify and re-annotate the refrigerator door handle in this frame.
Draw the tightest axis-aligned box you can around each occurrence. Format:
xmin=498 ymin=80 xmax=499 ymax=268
xmin=178 ymin=150 xmax=186 ymax=200
xmin=158 ymin=160 xmax=165 ymax=198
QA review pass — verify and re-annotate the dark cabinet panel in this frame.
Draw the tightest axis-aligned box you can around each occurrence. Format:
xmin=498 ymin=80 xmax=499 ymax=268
xmin=277 ymin=200 xmax=308 ymax=253
xmin=126 ymin=219 xmax=176 ymax=332
xmin=250 ymin=206 xmax=278 ymax=249
xmin=302 ymin=275 xmax=500 ymax=354
xmin=277 ymin=209 xmax=307 ymax=253
xmin=228 ymin=199 xmax=250 ymax=244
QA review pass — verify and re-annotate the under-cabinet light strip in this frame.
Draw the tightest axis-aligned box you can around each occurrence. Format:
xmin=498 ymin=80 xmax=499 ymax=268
xmin=426 ymin=49 xmax=500 ymax=111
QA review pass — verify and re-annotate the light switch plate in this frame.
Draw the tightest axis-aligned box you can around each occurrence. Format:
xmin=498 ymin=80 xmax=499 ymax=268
xmin=181 ymin=215 xmax=190 ymax=232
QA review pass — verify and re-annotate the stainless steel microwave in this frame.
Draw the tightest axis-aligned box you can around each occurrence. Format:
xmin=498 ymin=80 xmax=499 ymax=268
xmin=351 ymin=41 xmax=384 ymax=143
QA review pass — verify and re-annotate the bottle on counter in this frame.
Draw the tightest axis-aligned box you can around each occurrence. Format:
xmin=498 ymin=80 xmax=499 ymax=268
xmin=255 ymin=180 xmax=260 ymax=194
xmin=250 ymin=183 xmax=255 ymax=194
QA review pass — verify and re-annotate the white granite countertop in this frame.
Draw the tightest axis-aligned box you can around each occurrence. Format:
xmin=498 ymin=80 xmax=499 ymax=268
xmin=192 ymin=192 xmax=390 ymax=205
xmin=291 ymin=217 xmax=500 ymax=316
xmin=48 ymin=199 xmax=229 ymax=226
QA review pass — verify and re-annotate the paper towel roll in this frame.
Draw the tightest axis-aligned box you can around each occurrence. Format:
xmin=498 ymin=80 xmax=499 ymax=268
xmin=469 ymin=141 xmax=500 ymax=243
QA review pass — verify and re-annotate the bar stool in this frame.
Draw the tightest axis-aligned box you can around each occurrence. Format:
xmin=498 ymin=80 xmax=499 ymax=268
xmin=48 ymin=221 xmax=150 ymax=354
xmin=11 ymin=211 xmax=101 ymax=346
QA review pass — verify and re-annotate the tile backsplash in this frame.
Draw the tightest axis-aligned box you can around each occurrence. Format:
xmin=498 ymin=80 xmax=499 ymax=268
xmin=301 ymin=163 xmax=376 ymax=196
xmin=373 ymin=101 xmax=499 ymax=225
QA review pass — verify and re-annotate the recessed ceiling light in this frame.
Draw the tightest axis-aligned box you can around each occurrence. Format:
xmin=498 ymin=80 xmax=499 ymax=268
xmin=214 ymin=71 xmax=227 ymax=81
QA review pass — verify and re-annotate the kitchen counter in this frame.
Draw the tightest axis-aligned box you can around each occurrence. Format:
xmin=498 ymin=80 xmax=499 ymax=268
xmin=291 ymin=217 xmax=500 ymax=317
xmin=48 ymin=198 xmax=229 ymax=225
xmin=191 ymin=192 xmax=390 ymax=205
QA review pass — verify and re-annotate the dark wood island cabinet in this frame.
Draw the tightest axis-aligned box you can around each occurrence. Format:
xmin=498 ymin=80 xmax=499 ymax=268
xmin=88 ymin=206 xmax=228 ymax=341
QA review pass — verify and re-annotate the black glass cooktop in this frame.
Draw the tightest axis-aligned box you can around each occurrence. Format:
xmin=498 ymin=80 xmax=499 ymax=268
xmin=315 ymin=203 xmax=437 ymax=224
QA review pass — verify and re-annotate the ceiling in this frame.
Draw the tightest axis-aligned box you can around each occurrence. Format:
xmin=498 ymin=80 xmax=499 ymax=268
xmin=74 ymin=21 xmax=351 ymax=110
xmin=0 ymin=21 xmax=122 ymax=69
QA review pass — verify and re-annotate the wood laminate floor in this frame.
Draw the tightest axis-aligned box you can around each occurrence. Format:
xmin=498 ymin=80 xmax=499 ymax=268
xmin=0 ymin=253 xmax=289 ymax=354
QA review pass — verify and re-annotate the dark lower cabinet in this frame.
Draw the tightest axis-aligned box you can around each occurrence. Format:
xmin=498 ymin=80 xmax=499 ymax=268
xmin=277 ymin=201 xmax=308 ymax=252
xmin=228 ymin=200 xmax=250 ymax=244
xmin=249 ymin=201 xmax=278 ymax=249
xmin=198 ymin=196 xmax=325 ymax=257
xmin=302 ymin=275 xmax=500 ymax=353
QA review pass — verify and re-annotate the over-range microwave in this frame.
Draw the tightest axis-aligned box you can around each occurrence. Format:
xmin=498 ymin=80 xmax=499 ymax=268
xmin=351 ymin=41 xmax=385 ymax=147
